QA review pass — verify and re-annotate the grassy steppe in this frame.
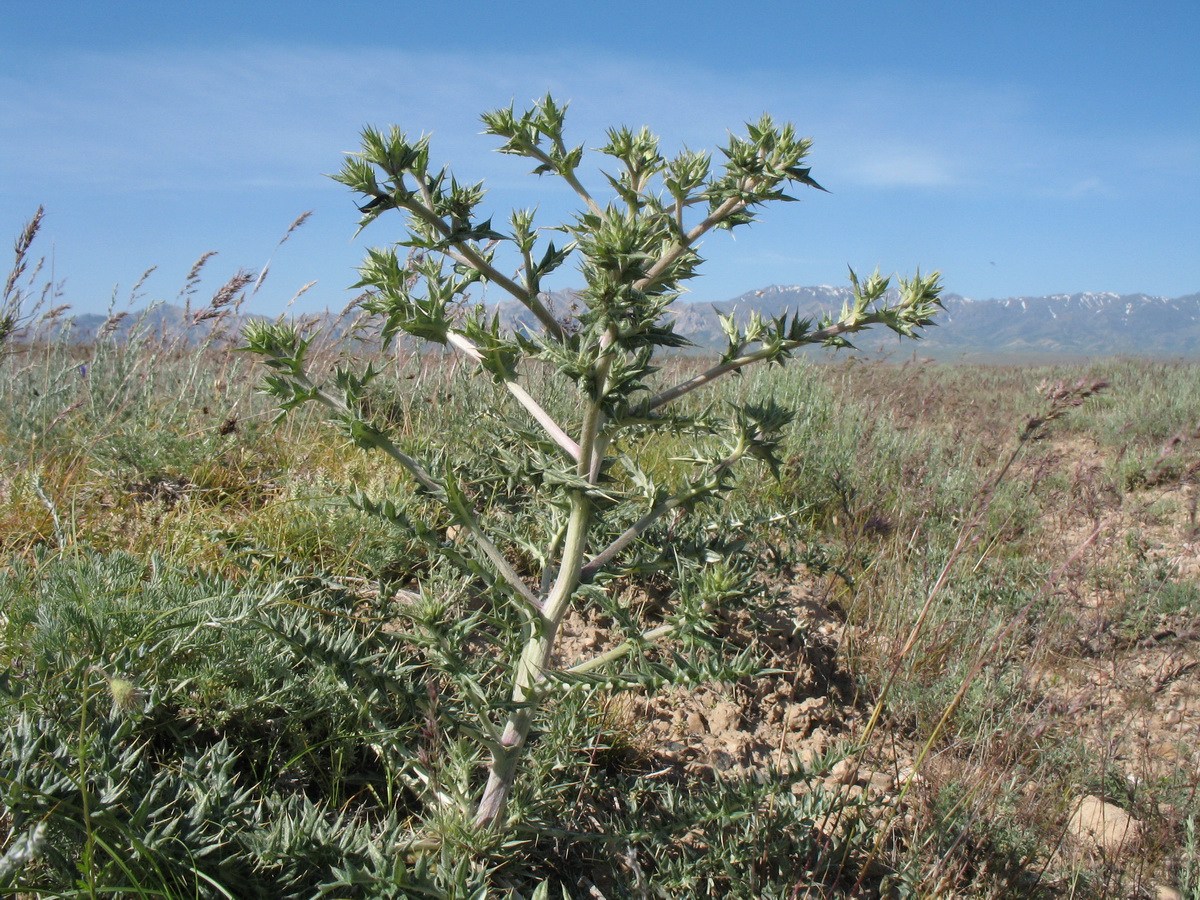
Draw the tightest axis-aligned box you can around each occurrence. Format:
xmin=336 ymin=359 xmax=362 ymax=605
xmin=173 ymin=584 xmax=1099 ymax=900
xmin=2 ymin=314 xmax=1199 ymax=897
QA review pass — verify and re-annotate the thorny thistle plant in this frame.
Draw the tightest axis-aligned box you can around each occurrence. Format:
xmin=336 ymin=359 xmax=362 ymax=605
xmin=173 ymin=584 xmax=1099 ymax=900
xmin=243 ymin=96 xmax=942 ymax=831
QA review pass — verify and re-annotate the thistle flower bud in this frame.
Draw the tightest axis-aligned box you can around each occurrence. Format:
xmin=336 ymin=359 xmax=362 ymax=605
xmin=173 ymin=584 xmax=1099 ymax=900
xmin=107 ymin=677 xmax=142 ymax=714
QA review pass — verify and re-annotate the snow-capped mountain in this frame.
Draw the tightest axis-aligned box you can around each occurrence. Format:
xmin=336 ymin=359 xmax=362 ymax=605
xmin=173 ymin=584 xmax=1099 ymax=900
xmin=659 ymin=287 xmax=1200 ymax=358
xmin=43 ymin=286 xmax=1200 ymax=360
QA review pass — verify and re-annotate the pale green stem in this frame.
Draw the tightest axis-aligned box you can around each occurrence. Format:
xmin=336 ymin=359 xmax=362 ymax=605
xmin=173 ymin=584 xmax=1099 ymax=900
xmin=445 ymin=331 xmax=581 ymax=461
xmin=580 ymin=449 xmax=743 ymax=580
xmin=539 ymin=519 xmax=569 ymax=595
xmin=645 ymin=317 xmax=875 ymax=411
xmin=397 ymin=190 xmax=567 ymax=340
xmin=544 ymin=492 xmax=592 ymax=625
xmin=304 ymin=381 xmax=542 ymax=613
xmin=474 ymin=492 xmax=591 ymax=828
xmin=520 ymin=244 xmax=538 ymax=296
xmin=566 ymin=622 xmax=677 ymax=675
xmin=633 ymin=196 xmax=745 ymax=294
xmin=579 ymin=327 xmax=619 ymax=483
xmin=474 ymin=341 xmax=608 ymax=827
xmin=472 ymin=617 xmax=554 ymax=828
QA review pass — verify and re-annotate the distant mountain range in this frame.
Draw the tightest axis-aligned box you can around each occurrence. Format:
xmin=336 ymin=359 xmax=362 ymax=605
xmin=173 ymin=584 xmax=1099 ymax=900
xmin=35 ymin=303 xmax=253 ymax=345
xmin=45 ymin=286 xmax=1200 ymax=361
xmin=498 ymin=286 xmax=1200 ymax=360
xmin=712 ymin=286 xmax=1200 ymax=359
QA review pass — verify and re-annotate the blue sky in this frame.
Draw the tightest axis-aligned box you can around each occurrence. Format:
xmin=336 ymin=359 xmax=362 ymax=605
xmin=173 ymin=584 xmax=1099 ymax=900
xmin=2 ymin=1 xmax=1197 ymax=316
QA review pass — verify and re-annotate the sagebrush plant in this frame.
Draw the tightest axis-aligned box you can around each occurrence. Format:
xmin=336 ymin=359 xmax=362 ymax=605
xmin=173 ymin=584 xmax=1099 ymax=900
xmin=244 ymin=95 xmax=942 ymax=830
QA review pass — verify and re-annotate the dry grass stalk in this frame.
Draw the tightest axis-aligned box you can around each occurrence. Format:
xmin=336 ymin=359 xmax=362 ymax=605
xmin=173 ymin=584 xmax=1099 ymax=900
xmin=180 ymin=251 xmax=219 ymax=318
xmin=3 ymin=205 xmax=44 ymax=304
xmin=128 ymin=267 xmax=157 ymax=303
xmin=192 ymin=270 xmax=254 ymax=326
xmin=278 ymin=211 xmax=312 ymax=246
xmin=288 ymin=281 xmax=319 ymax=310
xmin=37 ymin=304 xmax=71 ymax=326
xmin=97 ymin=311 xmax=130 ymax=340
xmin=2 ymin=207 xmax=49 ymax=349
xmin=250 ymin=211 xmax=314 ymax=298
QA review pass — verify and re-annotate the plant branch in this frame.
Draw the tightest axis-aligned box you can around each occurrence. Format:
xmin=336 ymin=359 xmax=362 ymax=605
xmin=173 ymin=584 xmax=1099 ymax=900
xmin=398 ymin=194 xmax=568 ymax=341
xmin=565 ymin=622 xmax=677 ymax=675
xmin=645 ymin=317 xmax=882 ymax=411
xmin=506 ymin=380 xmax=582 ymax=461
xmin=533 ymin=142 xmax=604 ymax=217
xmin=305 ymin=381 xmax=544 ymax=615
xmin=634 ymin=196 xmax=745 ymax=293
xmin=445 ymin=331 xmax=581 ymax=461
xmin=580 ymin=450 xmax=743 ymax=580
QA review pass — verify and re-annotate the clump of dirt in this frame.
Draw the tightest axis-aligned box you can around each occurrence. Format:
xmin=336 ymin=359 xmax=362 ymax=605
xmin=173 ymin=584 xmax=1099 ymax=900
xmin=553 ymin=580 xmax=868 ymax=780
xmin=1032 ymin=477 xmax=1200 ymax=790
xmin=1034 ymin=618 xmax=1200 ymax=788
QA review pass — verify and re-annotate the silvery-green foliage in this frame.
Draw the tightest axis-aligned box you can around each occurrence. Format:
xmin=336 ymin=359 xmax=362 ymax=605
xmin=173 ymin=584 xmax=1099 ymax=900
xmin=0 ymin=550 xmax=441 ymax=897
xmin=0 ymin=821 xmax=45 ymax=881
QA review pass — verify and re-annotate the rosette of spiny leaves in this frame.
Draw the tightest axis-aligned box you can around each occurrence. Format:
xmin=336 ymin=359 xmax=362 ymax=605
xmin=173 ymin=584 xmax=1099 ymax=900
xmin=247 ymin=94 xmax=941 ymax=833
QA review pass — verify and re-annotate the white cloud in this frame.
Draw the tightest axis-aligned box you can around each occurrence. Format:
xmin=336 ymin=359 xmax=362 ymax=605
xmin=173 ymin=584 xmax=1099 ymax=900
xmin=5 ymin=37 xmax=1196 ymax=212
xmin=840 ymin=144 xmax=961 ymax=188
xmin=1 ymin=44 xmax=1046 ymax=199
xmin=1063 ymin=176 xmax=1109 ymax=198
